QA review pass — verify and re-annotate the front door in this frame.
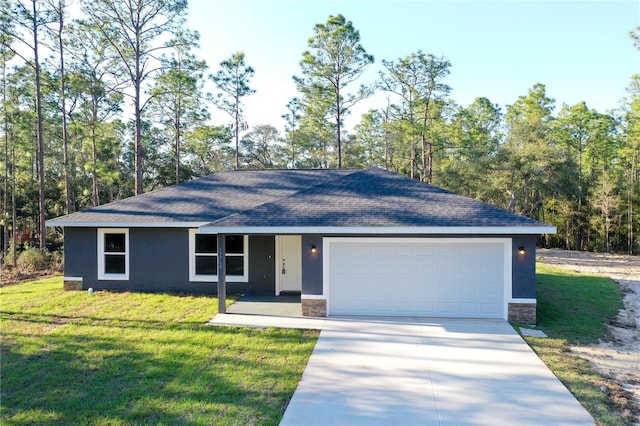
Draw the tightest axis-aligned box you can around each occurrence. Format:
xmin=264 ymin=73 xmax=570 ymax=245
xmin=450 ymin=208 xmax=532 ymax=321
xmin=276 ymin=235 xmax=302 ymax=294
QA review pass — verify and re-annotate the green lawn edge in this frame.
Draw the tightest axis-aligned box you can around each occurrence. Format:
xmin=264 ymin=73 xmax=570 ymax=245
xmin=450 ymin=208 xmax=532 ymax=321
xmin=0 ymin=277 xmax=318 ymax=425
xmin=517 ymin=263 xmax=629 ymax=426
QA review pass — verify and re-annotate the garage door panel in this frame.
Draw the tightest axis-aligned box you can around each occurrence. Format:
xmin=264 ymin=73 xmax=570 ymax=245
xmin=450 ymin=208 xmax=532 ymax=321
xmin=328 ymin=240 xmax=506 ymax=319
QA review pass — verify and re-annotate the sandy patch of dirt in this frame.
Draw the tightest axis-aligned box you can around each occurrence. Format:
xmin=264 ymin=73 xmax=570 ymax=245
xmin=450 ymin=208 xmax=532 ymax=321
xmin=537 ymin=248 xmax=640 ymax=423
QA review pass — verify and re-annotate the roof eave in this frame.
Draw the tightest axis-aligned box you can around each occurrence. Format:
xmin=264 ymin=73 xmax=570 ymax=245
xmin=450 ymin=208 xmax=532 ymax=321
xmin=46 ymin=220 xmax=210 ymax=228
xmin=196 ymin=225 xmax=557 ymax=235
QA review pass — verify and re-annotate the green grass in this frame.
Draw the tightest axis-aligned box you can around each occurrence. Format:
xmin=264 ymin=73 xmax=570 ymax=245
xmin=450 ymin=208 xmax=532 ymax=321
xmin=522 ymin=263 xmax=628 ymax=425
xmin=535 ymin=263 xmax=624 ymax=342
xmin=0 ymin=277 xmax=318 ymax=425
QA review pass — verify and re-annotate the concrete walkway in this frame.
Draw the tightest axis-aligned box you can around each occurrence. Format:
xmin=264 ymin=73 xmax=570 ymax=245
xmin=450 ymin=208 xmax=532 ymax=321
xmin=209 ymin=315 xmax=594 ymax=425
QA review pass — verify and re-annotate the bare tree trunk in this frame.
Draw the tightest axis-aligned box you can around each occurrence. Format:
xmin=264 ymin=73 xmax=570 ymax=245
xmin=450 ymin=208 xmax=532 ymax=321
xmin=336 ymin=89 xmax=342 ymax=168
xmin=627 ymin=165 xmax=635 ymax=254
xmin=410 ymin=144 xmax=416 ymax=179
xmin=134 ymin=28 xmax=144 ymax=195
xmin=420 ymin=101 xmax=432 ymax=184
xmin=629 ymin=185 xmax=634 ymax=255
xmin=421 ymin=133 xmax=427 ymax=182
xmin=32 ymin=0 xmax=46 ymax=250
xmin=52 ymin=0 xmax=72 ymax=214
xmin=2 ymin=59 xmax=8 ymax=263
xmin=134 ymin=84 xmax=143 ymax=194
xmin=11 ymin=143 xmax=16 ymax=266
xmin=428 ymin=140 xmax=433 ymax=184
xmin=292 ymin=136 xmax=296 ymax=169
xmin=234 ymin=97 xmax=239 ymax=170
xmin=175 ymin=99 xmax=181 ymax=184
xmin=383 ymin=99 xmax=390 ymax=170
xmin=90 ymin=103 xmax=100 ymax=206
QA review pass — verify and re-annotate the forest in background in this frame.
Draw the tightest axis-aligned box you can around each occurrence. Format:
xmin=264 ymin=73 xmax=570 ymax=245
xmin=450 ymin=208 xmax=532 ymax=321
xmin=1 ymin=0 xmax=639 ymax=266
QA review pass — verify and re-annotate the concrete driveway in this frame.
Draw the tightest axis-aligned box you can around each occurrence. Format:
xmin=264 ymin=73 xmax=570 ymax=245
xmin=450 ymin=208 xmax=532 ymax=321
xmin=279 ymin=317 xmax=594 ymax=426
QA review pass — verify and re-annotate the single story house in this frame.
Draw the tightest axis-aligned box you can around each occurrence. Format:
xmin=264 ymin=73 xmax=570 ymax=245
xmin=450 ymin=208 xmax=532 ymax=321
xmin=47 ymin=167 xmax=555 ymax=323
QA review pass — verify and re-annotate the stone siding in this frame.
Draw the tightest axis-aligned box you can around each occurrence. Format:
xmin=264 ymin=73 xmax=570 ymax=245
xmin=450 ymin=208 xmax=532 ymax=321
xmin=302 ymin=298 xmax=327 ymax=317
xmin=63 ymin=277 xmax=83 ymax=291
xmin=508 ymin=302 xmax=536 ymax=324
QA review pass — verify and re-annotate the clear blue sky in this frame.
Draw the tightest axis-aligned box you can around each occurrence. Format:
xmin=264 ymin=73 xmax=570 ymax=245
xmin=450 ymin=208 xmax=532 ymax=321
xmin=187 ymin=0 xmax=639 ymax=131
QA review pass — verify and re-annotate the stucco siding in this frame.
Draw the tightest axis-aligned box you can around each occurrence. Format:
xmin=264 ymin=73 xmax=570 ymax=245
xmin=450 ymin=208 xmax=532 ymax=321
xmin=129 ymin=228 xmax=190 ymax=292
xmin=64 ymin=228 xmax=535 ymax=300
xmin=511 ymin=235 xmax=537 ymax=298
xmin=64 ymin=227 xmax=97 ymax=284
xmin=302 ymin=235 xmax=323 ymax=295
xmin=62 ymin=228 xmax=275 ymax=295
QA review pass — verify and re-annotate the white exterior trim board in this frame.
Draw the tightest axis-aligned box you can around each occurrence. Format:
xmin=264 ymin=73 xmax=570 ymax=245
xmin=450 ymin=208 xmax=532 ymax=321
xmin=301 ymin=294 xmax=326 ymax=300
xmin=47 ymin=221 xmax=209 ymax=228
xmin=199 ymin=226 xmax=555 ymax=235
xmin=508 ymin=298 xmax=537 ymax=304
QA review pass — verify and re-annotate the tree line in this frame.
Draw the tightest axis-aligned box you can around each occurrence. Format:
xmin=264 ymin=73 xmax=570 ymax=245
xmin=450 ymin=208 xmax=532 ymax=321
xmin=1 ymin=2 xmax=638 ymax=264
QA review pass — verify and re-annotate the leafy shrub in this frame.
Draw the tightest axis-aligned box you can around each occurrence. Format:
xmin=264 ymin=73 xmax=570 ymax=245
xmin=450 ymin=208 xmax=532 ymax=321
xmin=16 ymin=248 xmax=49 ymax=273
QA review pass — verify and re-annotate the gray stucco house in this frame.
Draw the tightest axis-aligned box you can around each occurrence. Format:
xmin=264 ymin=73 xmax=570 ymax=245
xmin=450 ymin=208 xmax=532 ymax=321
xmin=47 ymin=167 xmax=555 ymax=323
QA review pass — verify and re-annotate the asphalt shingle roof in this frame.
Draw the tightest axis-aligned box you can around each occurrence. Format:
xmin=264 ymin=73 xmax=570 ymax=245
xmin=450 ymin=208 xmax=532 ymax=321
xmin=47 ymin=167 xmax=551 ymax=231
xmin=47 ymin=169 xmax=353 ymax=225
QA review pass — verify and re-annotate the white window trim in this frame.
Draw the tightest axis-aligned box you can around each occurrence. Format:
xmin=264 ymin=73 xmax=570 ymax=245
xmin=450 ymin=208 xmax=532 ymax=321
xmin=97 ymin=228 xmax=129 ymax=281
xmin=189 ymin=230 xmax=248 ymax=283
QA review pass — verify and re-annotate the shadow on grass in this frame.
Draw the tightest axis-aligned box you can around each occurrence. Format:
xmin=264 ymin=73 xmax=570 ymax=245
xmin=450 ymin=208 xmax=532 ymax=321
xmin=1 ymin=316 xmax=317 ymax=425
xmin=1 ymin=310 xmax=211 ymax=332
xmin=535 ymin=272 xmax=623 ymax=344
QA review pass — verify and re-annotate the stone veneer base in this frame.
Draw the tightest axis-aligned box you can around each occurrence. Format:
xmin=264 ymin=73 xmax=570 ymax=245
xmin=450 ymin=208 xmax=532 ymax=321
xmin=508 ymin=302 xmax=536 ymax=325
xmin=63 ymin=277 xmax=83 ymax=291
xmin=301 ymin=298 xmax=327 ymax=317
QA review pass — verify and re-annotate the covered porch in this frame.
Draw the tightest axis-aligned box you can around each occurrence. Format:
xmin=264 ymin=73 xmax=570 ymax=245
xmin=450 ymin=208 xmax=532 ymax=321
xmin=215 ymin=233 xmax=323 ymax=316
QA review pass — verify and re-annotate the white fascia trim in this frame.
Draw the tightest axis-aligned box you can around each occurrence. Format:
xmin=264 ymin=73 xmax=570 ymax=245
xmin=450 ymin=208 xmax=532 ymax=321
xmin=198 ymin=226 xmax=556 ymax=235
xmin=508 ymin=298 xmax=537 ymax=304
xmin=63 ymin=276 xmax=83 ymax=281
xmin=47 ymin=221 xmax=208 ymax=228
xmin=301 ymin=294 xmax=326 ymax=300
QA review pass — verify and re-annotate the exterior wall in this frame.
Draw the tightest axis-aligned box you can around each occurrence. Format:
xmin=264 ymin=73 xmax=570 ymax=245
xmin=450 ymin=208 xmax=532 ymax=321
xmin=65 ymin=228 xmax=538 ymax=308
xmin=301 ymin=234 xmax=323 ymax=295
xmin=129 ymin=228 xmax=190 ymax=292
xmin=64 ymin=227 xmax=98 ymax=286
xmin=300 ymin=234 xmax=538 ymax=294
xmin=511 ymin=235 xmax=537 ymax=298
xmin=63 ymin=228 xmax=275 ymax=295
xmin=299 ymin=233 xmax=539 ymax=318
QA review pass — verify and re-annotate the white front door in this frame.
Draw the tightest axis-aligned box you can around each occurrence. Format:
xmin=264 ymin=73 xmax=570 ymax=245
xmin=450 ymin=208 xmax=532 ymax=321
xmin=276 ymin=235 xmax=302 ymax=294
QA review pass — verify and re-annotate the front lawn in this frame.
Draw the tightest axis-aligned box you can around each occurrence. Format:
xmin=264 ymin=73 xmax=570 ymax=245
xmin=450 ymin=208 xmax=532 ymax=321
xmin=524 ymin=263 xmax=628 ymax=425
xmin=0 ymin=277 xmax=318 ymax=425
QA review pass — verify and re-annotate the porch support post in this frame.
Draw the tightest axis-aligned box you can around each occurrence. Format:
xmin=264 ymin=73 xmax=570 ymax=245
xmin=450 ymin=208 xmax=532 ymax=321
xmin=217 ymin=234 xmax=226 ymax=314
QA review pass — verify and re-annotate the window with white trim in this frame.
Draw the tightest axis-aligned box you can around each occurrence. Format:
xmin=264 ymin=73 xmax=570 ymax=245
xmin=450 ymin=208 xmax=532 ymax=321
xmin=98 ymin=228 xmax=129 ymax=280
xmin=189 ymin=230 xmax=248 ymax=282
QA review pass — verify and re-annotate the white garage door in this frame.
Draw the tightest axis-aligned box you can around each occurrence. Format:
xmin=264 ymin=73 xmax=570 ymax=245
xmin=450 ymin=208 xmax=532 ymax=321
xmin=326 ymin=238 xmax=508 ymax=319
